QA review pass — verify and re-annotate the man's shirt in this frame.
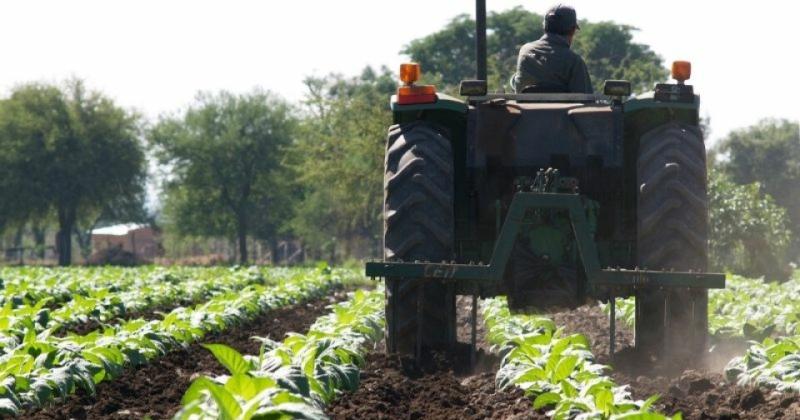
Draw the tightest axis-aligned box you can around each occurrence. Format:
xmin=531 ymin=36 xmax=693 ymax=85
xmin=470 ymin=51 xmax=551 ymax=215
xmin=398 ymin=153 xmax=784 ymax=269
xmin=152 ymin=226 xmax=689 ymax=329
xmin=513 ymin=32 xmax=593 ymax=94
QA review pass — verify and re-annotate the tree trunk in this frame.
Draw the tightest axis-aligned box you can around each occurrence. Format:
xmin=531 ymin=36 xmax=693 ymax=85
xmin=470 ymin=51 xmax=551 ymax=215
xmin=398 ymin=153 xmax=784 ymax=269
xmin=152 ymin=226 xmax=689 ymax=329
xmin=237 ymin=212 xmax=248 ymax=265
xmin=269 ymin=238 xmax=279 ymax=265
xmin=73 ymin=226 xmax=93 ymax=261
xmin=13 ymin=226 xmax=24 ymax=265
xmin=344 ymin=237 xmax=352 ymax=261
xmin=57 ymin=206 xmax=76 ymax=266
xmin=32 ymin=223 xmax=46 ymax=260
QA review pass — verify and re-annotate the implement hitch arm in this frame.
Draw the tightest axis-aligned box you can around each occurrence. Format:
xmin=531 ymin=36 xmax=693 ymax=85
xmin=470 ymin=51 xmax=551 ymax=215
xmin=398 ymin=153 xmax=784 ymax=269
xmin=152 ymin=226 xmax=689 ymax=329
xmin=366 ymin=192 xmax=725 ymax=291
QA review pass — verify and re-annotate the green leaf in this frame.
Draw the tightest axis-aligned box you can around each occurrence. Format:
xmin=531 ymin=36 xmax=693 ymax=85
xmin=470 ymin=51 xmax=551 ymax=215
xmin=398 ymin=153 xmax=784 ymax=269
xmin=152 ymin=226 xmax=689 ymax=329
xmin=252 ymin=402 xmax=327 ymax=420
xmin=181 ymin=377 xmax=213 ymax=405
xmin=275 ymin=366 xmax=311 ymax=397
xmin=301 ymin=347 xmax=318 ymax=376
xmin=563 ymin=333 xmax=589 ymax=349
xmin=551 ymin=335 xmax=571 ymax=356
xmin=203 ymin=344 xmax=253 ymax=375
xmin=552 ymin=355 xmax=579 ymax=382
xmin=514 ymin=366 xmax=546 ymax=383
xmin=12 ymin=375 xmax=30 ymax=392
xmin=225 ymin=374 xmax=277 ymax=400
xmin=641 ymin=394 xmax=661 ymax=411
xmin=533 ymin=391 xmax=561 ymax=409
xmin=206 ymin=381 xmax=243 ymax=420
xmin=517 ymin=332 xmax=553 ymax=347
xmin=560 ymin=379 xmax=577 ymax=398
xmin=307 ymin=376 xmax=333 ymax=404
xmin=182 ymin=377 xmax=242 ymax=420
xmin=593 ymin=388 xmax=614 ymax=413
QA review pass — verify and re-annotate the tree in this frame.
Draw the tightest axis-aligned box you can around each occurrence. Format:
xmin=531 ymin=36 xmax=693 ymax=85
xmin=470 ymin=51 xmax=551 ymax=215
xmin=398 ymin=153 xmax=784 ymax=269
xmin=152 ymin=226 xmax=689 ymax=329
xmin=403 ymin=7 xmax=668 ymax=93
xmin=290 ymin=67 xmax=394 ymax=259
xmin=0 ymin=80 xmax=146 ymax=266
xmin=715 ymin=119 xmax=800 ymax=256
xmin=708 ymin=168 xmax=792 ymax=280
xmin=152 ymin=90 xmax=296 ymax=264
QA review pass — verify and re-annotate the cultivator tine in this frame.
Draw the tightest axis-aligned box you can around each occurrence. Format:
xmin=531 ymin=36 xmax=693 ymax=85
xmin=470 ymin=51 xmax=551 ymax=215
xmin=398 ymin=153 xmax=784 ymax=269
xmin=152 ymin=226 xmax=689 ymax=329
xmin=470 ymin=293 xmax=478 ymax=367
xmin=609 ymin=295 xmax=616 ymax=360
xmin=662 ymin=293 xmax=668 ymax=359
xmin=416 ymin=284 xmax=424 ymax=361
xmin=692 ymin=289 xmax=709 ymax=354
xmin=387 ymin=278 xmax=396 ymax=354
xmin=447 ymin=283 xmax=456 ymax=352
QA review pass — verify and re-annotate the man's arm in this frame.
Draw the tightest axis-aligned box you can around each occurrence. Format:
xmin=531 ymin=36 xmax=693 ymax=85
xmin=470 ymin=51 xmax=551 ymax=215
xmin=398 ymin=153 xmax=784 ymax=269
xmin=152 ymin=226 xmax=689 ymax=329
xmin=512 ymin=47 xmax=528 ymax=93
xmin=568 ymin=56 xmax=594 ymax=94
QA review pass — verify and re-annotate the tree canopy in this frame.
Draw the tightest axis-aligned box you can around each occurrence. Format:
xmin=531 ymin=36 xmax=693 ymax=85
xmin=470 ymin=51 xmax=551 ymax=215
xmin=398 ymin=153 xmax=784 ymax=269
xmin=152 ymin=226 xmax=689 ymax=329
xmin=289 ymin=67 xmax=394 ymax=259
xmin=403 ymin=7 xmax=668 ymax=93
xmin=708 ymin=168 xmax=793 ymax=280
xmin=714 ymin=119 xmax=800 ymax=254
xmin=152 ymin=90 xmax=296 ymax=263
xmin=0 ymin=80 xmax=146 ymax=265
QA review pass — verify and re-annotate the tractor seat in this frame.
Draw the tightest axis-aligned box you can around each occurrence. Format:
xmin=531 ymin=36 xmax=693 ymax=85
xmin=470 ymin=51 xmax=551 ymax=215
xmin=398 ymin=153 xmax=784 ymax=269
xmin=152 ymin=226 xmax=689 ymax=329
xmin=513 ymin=83 xmax=597 ymax=104
xmin=520 ymin=84 xmax=566 ymax=94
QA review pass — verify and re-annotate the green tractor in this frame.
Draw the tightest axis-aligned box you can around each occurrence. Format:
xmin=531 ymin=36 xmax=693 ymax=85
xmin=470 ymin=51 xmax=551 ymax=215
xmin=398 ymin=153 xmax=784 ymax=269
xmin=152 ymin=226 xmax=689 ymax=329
xmin=367 ymin=1 xmax=724 ymax=362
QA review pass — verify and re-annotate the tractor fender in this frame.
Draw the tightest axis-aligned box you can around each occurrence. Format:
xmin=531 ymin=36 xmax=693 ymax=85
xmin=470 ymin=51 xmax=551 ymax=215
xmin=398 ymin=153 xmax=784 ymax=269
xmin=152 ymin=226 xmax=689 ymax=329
xmin=623 ymin=91 xmax=699 ymax=114
xmin=390 ymin=92 xmax=468 ymax=114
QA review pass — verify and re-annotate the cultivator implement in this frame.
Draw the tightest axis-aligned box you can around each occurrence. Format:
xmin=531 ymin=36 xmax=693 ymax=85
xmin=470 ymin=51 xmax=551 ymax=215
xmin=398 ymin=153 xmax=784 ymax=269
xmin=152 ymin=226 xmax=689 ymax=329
xmin=368 ymin=191 xmax=725 ymax=361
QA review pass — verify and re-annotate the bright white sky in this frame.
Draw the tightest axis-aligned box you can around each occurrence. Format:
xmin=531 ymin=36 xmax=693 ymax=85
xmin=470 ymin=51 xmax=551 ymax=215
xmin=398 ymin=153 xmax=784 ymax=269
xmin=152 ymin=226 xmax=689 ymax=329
xmin=0 ymin=0 xmax=798 ymax=145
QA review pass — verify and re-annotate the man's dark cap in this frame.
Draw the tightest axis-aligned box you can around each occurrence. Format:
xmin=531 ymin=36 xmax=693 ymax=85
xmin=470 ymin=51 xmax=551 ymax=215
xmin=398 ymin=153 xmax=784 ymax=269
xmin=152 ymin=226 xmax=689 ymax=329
xmin=544 ymin=4 xmax=580 ymax=34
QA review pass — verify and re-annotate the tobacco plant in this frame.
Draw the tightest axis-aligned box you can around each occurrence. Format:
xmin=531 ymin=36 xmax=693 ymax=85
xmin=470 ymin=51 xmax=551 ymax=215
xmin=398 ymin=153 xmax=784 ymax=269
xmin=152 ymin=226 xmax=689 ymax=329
xmin=176 ymin=288 xmax=384 ymax=420
xmin=483 ymin=297 xmax=678 ymax=420
xmin=726 ymin=336 xmax=800 ymax=392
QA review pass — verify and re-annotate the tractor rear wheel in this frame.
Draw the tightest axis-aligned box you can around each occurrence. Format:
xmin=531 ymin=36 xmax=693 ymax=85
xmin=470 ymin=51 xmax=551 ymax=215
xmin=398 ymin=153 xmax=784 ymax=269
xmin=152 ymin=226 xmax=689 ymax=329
xmin=636 ymin=122 xmax=709 ymax=360
xmin=383 ymin=121 xmax=456 ymax=356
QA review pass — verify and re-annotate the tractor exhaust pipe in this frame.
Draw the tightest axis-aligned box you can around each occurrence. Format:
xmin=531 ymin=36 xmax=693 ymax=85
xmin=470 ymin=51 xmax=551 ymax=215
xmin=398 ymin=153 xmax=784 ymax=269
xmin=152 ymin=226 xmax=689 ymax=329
xmin=475 ymin=0 xmax=487 ymax=81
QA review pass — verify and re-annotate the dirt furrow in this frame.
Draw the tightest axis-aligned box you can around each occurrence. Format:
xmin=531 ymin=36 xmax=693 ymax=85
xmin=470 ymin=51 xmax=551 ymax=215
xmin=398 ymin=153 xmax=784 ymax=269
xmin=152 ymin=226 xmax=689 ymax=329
xmin=552 ymin=304 xmax=800 ymax=419
xmin=327 ymin=296 xmax=545 ymax=420
xmin=30 ymin=287 xmax=351 ymax=420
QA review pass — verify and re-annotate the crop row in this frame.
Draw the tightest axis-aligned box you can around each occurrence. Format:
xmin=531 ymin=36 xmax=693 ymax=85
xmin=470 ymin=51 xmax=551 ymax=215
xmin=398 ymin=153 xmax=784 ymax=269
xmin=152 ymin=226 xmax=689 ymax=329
xmin=176 ymin=288 xmax=384 ymax=420
xmin=0 ymin=267 xmax=345 ymax=416
xmin=0 ymin=266 xmax=177 ymax=306
xmin=0 ymin=266 xmax=306 ymax=307
xmin=720 ymin=273 xmax=800 ymax=392
xmin=725 ymin=336 xmax=800 ymax=392
xmin=483 ymin=297 xmax=676 ymax=420
xmin=0 ymin=267 xmax=292 ymax=353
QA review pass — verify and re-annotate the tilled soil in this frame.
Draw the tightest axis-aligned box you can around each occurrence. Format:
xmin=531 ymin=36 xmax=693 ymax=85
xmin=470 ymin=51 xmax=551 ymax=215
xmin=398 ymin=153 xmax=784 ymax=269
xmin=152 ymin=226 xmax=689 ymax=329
xmin=553 ymin=304 xmax=800 ymax=419
xmin=330 ymin=299 xmax=800 ymax=420
xmin=30 ymin=292 xmax=800 ymax=419
xmin=30 ymin=288 xmax=351 ymax=420
xmin=327 ymin=296 xmax=546 ymax=420
xmin=327 ymin=351 xmax=542 ymax=420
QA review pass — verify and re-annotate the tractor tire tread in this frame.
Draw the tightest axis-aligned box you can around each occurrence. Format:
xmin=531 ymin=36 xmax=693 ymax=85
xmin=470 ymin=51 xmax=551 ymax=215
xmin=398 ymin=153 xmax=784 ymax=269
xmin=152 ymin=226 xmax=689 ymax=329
xmin=636 ymin=122 xmax=709 ymax=357
xmin=384 ymin=121 xmax=455 ymax=355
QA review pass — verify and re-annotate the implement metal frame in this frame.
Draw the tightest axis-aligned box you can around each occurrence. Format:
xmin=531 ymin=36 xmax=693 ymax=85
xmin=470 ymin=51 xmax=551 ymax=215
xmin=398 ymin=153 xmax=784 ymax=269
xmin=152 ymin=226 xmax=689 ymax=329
xmin=367 ymin=192 xmax=725 ymax=292
xmin=369 ymin=192 xmax=724 ymax=361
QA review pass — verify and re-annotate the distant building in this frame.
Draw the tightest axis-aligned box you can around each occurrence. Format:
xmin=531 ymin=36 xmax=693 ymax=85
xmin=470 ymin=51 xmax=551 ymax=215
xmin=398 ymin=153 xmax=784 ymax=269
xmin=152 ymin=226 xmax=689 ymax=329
xmin=91 ymin=223 xmax=160 ymax=260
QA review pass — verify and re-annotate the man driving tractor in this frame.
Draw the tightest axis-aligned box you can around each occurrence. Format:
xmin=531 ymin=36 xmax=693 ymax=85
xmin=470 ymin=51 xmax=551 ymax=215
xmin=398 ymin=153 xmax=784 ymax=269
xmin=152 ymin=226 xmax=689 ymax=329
xmin=512 ymin=4 xmax=593 ymax=93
